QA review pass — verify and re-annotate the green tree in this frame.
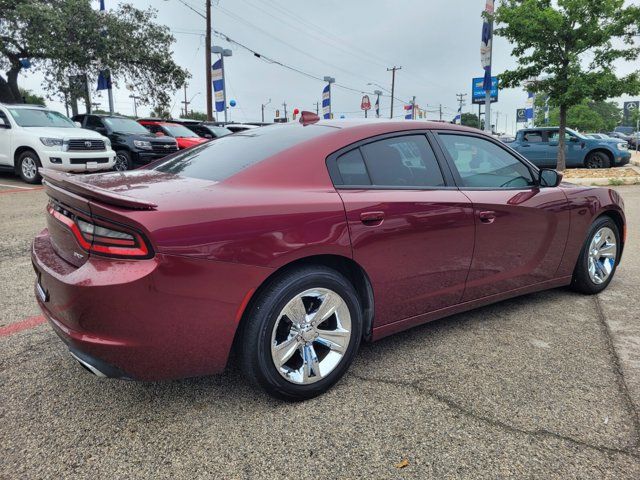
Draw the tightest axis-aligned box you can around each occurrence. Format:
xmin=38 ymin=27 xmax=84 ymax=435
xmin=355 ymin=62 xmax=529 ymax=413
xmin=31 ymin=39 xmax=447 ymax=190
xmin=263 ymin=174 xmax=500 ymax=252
xmin=180 ymin=111 xmax=208 ymax=121
xmin=460 ymin=112 xmax=483 ymax=129
xmin=494 ymin=0 xmax=640 ymax=170
xmin=534 ymin=97 xmax=623 ymax=132
xmin=18 ymin=88 xmax=46 ymax=105
xmin=0 ymin=0 xmax=188 ymax=107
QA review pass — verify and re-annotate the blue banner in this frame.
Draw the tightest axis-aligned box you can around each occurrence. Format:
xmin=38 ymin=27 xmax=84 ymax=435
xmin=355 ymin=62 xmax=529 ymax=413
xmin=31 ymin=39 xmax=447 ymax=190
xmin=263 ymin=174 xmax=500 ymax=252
xmin=322 ymin=84 xmax=331 ymax=119
xmin=97 ymin=69 xmax=111 ymax=90
xmin=212 ymin=59 xmax=225 ymax=113
xmin=525 ymin=91 xmax=535 ymax=120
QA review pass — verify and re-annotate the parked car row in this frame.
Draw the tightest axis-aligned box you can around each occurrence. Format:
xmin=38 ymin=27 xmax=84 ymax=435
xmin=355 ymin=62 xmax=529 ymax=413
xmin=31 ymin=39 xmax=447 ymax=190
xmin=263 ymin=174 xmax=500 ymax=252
xmin=509 ymin=127 xmax=631 ymax=168
xmin=0 ymin=102 xmax=271 ymax=182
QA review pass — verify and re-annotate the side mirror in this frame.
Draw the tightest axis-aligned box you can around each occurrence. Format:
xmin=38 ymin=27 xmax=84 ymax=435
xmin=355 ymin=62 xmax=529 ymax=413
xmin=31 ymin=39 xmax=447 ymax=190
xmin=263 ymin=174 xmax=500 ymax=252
xmin=539 ymin=168 xmax=562 ymax=187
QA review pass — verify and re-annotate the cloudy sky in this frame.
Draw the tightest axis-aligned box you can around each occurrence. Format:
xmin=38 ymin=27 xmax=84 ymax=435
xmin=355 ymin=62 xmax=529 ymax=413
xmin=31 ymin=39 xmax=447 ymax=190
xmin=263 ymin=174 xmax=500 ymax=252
xmin=18 ymin=0 xmax=640 ymax=134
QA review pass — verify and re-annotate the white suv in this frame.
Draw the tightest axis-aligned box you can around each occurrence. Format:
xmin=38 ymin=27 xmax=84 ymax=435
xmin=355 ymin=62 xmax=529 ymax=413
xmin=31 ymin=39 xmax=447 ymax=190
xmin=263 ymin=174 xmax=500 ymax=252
xmin=0 ymin=103 xmax=116 ymax=184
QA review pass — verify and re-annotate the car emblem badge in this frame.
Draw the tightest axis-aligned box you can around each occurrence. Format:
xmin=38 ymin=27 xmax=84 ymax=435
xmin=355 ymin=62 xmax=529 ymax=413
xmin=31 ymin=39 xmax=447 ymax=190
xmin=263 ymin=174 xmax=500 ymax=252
xmin=85 ymin=141 xmax=92 ymax=148
xmin=164 ymin=145 xmax=170 ymax=149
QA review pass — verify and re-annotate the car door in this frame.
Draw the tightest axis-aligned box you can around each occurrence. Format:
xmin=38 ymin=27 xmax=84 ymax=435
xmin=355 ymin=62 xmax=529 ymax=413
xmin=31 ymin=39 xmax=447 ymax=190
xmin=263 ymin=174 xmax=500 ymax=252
xmin=328 ymin=132 xmax=475 ymax=327
xmin=434 ymin=131 xmax=570 ymax=301
xmin=0 ymin=109 xmax=12 ymax=167
xmin=516 ymin=130 xmax=549 ymax=166
xmin=548 ymin=130 xmax=585 ymax=168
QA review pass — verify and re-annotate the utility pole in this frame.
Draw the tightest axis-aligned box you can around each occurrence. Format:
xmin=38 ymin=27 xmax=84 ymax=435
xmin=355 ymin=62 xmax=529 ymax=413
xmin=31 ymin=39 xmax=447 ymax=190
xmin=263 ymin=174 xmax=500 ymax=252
xmin=456 ymin=93 xmax=467 ymax=124
xmin=181 ymin=84 xmax=190 ymax=117
xmin=387 ymin=66 xmax=401 ymax=119
xmin=314 ymin=101 xmax=320 ymax=115
xmin=495 ymin=110 xmax=500 ymax=133
xmin=129 ymin=95 xmax=140 ymax=117
xmin=205 ymin=0 xmax=213 ymax=121
xmin=283 ymin=101 xmax=288 ymax=121
xmin=411 ymin=96 xmax=416 ymax=120
xmin=261 ymin=98 xmax=271 ymax=122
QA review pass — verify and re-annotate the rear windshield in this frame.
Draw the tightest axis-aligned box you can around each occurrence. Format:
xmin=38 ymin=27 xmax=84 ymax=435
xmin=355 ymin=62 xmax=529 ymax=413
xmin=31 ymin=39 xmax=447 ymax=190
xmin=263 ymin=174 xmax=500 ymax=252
xmin=152 ymin=124 xmax=333 ymax=181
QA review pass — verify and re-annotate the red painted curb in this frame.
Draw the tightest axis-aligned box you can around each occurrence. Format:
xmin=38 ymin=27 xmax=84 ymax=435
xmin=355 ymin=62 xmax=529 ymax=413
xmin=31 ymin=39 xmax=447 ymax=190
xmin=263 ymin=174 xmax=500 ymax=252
xmin=0 ymin=315 xmax=46 ymax=338
xmin=0 ymin=187 xmax=44 ymax=195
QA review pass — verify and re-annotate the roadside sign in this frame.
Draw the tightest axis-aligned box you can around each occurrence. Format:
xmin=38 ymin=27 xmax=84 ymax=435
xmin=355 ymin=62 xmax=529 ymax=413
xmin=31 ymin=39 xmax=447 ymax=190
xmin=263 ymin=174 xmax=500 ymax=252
xmin=516 ymin=108 xmax=527 ymax=123
xmin=623 ymin=101 xmax=639 ymax=124
xmin=472 ymin=76 xmax=498 ymax=104
xmin=361 ymin=95 xmax=371 ymax=111
xmin=275 ymin=109 xmax=280 ymax=118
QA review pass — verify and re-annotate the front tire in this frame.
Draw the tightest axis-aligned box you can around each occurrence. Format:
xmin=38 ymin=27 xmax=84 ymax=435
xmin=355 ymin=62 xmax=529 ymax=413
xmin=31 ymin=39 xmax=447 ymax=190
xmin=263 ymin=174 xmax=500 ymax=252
xmin=584 ymin=151 xmax=610 ymax=169
xmin=571 ymin=217 xmax=620 ymax=294
xmin=239 ymin=266 xmax=363 ymax=401
xmin=114 ymin=150 xmax=133 ymax=171
xmin=17 ymin=150 xmax=42 ymax=184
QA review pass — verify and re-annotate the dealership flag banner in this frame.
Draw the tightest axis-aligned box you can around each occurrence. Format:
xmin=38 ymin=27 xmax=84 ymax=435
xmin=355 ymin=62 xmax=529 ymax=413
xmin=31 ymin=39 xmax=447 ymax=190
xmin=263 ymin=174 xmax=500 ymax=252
xmin=525 ymin=91 xmax=535 ymax=125
xmin=212 ymin=59 xmax=225 ymax=113
xmin=404 ymin=104 xmax=413 ymax=120
xmin=481 ymin=0 xmax=494 ymax=91
xmin=375 ymin=95 xmax=380 ymax=118
xmin=322 ymin=84 xmax=331 ymax=119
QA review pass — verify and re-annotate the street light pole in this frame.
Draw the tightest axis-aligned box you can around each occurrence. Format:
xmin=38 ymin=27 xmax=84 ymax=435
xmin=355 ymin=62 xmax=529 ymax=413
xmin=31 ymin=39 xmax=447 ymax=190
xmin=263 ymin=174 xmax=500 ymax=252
xmin=205 ymin=0 xmax=213 ymax=121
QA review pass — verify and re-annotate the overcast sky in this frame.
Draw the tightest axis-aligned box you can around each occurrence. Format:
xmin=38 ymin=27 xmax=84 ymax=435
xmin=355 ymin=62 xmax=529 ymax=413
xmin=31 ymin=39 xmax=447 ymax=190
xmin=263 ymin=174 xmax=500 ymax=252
xmin=18 ymin=0 xmax=640 ymax=134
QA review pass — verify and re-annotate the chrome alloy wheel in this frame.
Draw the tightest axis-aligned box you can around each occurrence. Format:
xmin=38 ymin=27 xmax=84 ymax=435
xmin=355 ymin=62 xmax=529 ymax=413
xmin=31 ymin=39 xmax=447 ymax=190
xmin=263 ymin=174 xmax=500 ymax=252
xmin=271 ymin=288 xmax=352 ymax=385
xmin=114 ymin=154 xmax=129 ymax=171
xmin=588 ymin=226 xmax=617 ymax=284
xmin=21 ymin=156 xmax=38 ymax=180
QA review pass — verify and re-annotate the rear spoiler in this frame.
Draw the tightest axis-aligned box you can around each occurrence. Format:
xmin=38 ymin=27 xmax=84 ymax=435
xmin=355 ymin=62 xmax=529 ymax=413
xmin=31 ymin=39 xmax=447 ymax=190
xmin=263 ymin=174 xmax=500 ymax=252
xmin=40 ymin=168 xmax=157 ymax=210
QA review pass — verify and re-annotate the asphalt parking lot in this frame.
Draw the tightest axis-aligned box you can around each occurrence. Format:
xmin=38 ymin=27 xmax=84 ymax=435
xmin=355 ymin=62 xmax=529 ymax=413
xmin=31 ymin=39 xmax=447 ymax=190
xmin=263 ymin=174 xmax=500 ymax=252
xmin=1 ymin=173 xmax=639 ymax=479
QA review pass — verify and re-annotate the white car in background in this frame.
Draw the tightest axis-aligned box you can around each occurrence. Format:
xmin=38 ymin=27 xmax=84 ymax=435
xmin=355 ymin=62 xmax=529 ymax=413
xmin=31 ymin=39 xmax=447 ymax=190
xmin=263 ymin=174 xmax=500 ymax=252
xmin=0 ymin=103 xmax=115 ymax=184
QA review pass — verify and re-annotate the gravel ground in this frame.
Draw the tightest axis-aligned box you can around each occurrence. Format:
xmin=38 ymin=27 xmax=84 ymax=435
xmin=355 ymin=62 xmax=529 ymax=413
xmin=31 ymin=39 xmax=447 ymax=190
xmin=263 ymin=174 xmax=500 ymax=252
xmin=1 ymin=173 xmax=639 ymax=479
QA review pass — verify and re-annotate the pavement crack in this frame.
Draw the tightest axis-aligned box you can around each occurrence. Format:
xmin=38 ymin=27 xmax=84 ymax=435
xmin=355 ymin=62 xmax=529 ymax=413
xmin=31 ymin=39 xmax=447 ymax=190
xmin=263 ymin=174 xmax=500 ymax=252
xmin=349 ymin=372 xmax=640 ymax=460
xmin=593 ymin=294 xmax=640 ymax=450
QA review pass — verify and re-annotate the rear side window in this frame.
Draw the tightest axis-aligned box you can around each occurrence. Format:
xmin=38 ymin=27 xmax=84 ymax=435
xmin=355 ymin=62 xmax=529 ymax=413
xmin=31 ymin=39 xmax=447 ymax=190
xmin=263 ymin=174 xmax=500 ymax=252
xmin=153 ymin=124 xmax=333 ymax=181
xmin=86 ymin=116 xmax=103 ymax=129
xmin=523 ymin=131 xmax=544 ymax=143
xmin=360 ymin=135 xmax=445 ymax=187
xmin=336 ymin=149 xmax=371 ymax=186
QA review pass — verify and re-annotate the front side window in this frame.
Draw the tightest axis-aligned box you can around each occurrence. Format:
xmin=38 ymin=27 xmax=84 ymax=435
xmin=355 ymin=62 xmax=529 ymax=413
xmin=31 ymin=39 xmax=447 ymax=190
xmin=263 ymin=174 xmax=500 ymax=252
xmin=7 ymin=108 xmax=74 ymax=128
xmin=439 ymin=134 xmax=535 ymax=189
xmin=358 ymin=135 xmax=445 ymax=187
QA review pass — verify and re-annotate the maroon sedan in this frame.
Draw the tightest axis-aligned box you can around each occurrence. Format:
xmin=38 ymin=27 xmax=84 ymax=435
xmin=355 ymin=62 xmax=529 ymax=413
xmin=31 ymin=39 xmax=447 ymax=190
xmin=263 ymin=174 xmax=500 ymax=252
xmin=32 ymin=115 xmax=625 ymax=400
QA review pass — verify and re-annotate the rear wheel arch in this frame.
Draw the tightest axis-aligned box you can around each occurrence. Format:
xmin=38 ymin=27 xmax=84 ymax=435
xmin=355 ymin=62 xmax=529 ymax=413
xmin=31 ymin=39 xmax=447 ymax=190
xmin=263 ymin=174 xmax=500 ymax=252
xmin=233 ymin=255 xmax=374 ymax=351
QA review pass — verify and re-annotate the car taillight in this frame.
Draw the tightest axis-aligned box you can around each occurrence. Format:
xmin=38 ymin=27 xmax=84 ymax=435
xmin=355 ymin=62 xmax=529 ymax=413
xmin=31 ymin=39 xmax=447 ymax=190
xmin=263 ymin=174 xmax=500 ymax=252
xmin=47 ymin=203 xmax=152 ymax=258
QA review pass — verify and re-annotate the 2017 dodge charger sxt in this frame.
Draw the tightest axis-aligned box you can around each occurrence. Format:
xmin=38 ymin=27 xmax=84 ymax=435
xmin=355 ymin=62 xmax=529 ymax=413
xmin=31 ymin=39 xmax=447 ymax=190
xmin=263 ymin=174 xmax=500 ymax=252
xmin=32 ymin=115 xmax=625 ymax=400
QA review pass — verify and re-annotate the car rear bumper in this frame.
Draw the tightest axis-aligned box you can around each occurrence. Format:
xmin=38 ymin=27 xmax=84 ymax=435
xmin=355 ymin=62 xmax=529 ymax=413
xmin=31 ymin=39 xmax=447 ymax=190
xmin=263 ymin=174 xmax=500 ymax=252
xmin=32 ymin=229 xmax=273 ymax=381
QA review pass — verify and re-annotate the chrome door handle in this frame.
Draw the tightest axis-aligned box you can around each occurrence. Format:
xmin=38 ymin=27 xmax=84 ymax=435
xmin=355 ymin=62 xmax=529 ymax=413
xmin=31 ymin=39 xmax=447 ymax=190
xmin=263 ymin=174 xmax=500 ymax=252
xmin=478 ymin=210 xmax=496 ymax=224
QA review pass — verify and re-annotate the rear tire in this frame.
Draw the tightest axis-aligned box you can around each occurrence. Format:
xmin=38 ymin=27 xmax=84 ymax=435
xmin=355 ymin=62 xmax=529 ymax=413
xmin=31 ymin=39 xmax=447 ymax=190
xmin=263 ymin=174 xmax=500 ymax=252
xmin=584 ymin=151 xmax=610 ymax=169
xmin=238 ymin=266 xmax=362 ymax=401
xmin=114 ymin=150 xmax=133 ymax=171
xmin=17 ymin=150 xmax=42 ymax=184
xmin=571 ymin=217 xmax=620 ymax=294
